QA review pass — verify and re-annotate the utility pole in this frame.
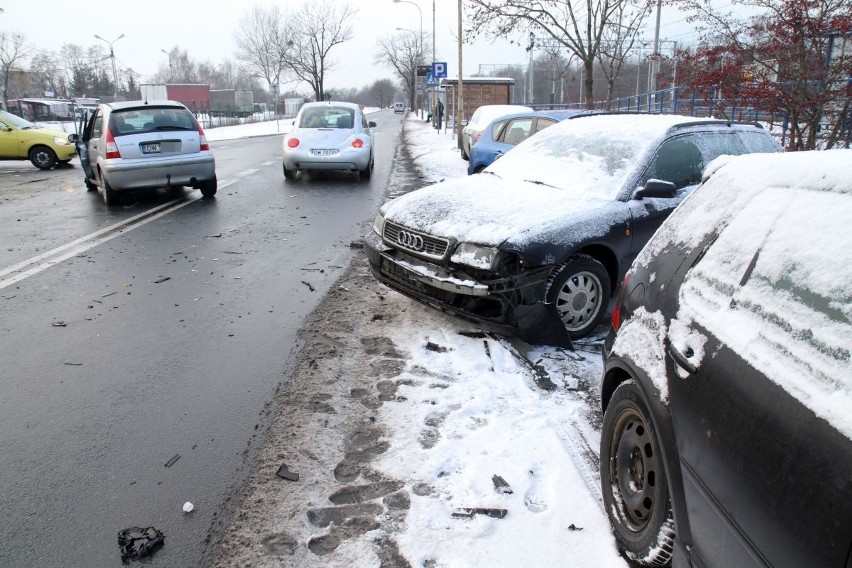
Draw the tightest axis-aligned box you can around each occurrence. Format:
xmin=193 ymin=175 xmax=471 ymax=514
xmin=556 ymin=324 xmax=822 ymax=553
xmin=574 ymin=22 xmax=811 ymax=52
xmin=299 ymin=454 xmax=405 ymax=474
xmin=456 ymin=0 xmax=463 ymax=149
xmin=650 ymin=0 xmax=662 ymax=99
xmin=527 ymin=32 xmax=535 ymax=105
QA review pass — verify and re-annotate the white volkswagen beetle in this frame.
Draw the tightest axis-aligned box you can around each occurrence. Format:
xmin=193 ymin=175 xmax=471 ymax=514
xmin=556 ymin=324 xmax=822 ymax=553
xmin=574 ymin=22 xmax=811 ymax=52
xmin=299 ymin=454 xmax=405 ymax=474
xmin=282 ymin=101 xmax=376 ymax=181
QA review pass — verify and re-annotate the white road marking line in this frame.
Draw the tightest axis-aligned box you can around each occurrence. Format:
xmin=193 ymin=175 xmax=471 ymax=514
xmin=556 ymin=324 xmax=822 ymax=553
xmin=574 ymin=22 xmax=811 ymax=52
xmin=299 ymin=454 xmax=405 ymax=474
xmin=0 ymin=184 xmax=223 ymax=291
xmin=0 ymin=177 xmax=238 ymax=290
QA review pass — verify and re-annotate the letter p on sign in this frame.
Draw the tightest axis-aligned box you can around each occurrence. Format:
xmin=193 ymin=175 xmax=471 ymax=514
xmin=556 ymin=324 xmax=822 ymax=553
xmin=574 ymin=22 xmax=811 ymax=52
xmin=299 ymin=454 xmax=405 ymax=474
xmin=432 ymin=62 xmax=448 ymax=79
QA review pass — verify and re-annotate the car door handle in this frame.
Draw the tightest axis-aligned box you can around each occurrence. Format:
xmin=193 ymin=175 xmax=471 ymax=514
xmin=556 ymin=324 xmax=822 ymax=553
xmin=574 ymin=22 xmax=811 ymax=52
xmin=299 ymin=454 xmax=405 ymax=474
xmin=667 ymin=344 xmax=697 ymax=375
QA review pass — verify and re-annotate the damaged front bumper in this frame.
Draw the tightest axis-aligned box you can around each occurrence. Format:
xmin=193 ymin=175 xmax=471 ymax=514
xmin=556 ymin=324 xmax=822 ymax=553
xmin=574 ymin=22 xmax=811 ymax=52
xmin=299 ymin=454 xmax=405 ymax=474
xmin=364 ymin=231 xmax=572 ymax=349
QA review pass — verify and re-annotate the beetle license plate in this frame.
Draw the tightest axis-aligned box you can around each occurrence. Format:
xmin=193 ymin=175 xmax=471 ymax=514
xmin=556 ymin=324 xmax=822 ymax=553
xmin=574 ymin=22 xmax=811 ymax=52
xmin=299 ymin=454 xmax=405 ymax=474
xmin=311 ymin=149 xmax=339 ymax=156
xmin=142 ymin=143 xmax=161 ymax=154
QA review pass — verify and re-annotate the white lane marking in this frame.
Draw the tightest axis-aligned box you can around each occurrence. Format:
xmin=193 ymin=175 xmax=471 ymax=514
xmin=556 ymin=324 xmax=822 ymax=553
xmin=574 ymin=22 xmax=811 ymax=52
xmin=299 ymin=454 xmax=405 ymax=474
xmin=237 ymin=168 xmax=259 ymax=177
xmin=262 ymin=160 xmax=276 ymax=166
xmin=0 ymin=177 xmax=237 ymax=291
xmin=0 ymin=196 xmax=200 ymax=290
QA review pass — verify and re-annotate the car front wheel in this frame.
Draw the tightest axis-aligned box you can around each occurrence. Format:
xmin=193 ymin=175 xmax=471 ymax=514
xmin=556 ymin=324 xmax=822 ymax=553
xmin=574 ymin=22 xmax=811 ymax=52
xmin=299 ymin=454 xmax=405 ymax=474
xmin=601 ymin=380 xmax=675 ymax=566
xmin=546 ymin=254 xmax=610 ymax=339
xmin=29 ymin=146 xmax=57 ymax=170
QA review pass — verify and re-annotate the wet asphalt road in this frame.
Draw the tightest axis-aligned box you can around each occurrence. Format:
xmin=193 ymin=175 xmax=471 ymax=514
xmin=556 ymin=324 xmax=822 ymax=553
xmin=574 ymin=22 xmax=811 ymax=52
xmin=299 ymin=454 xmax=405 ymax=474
xmin=0 ymin=111 xmax=404 ymax=567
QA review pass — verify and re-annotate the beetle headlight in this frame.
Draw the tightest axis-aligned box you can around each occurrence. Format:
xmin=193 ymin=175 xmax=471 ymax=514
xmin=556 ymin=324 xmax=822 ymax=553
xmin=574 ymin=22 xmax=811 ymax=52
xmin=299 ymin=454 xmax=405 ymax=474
xmin=451 ymin=243 xmax=500 ymax=270
xmin=372 ymin=212 xmax=385 ymax=236
xmin=54 ymin=136 xmax=71 ymax=146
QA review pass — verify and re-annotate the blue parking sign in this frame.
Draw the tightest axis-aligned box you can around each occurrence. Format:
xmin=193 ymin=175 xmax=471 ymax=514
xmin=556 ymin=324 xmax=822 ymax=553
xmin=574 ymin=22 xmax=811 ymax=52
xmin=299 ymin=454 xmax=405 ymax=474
xmin=432 ymin=62 xmax=448 ymax=79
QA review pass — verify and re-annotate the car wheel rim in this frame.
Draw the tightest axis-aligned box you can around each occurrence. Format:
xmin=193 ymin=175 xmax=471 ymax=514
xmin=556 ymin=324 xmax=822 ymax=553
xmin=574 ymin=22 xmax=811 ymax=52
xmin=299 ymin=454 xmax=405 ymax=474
xmin=555 ymin=270 xmax=602 ymax=332
xmin=34 ymin=151 xmax=49 ymax=166
xmin=609 ymin=407 xmax=658 ymax=532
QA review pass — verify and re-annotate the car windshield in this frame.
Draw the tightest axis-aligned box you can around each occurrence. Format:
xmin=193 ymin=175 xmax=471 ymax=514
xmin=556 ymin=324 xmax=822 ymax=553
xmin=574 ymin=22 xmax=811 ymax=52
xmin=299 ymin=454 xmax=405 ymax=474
xmin=0 ymin=110 xmax=36 ymax=130
xmin=486 ymin=114 xmax=694 ymax=200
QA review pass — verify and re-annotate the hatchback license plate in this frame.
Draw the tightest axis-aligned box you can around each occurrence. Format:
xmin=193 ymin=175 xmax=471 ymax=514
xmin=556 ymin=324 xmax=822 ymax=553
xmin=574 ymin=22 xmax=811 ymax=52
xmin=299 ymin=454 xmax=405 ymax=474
xmin=311 ymin=149 xmax=339 ymax=156
xmin=142 ymin=143 xmax=161 ymax=154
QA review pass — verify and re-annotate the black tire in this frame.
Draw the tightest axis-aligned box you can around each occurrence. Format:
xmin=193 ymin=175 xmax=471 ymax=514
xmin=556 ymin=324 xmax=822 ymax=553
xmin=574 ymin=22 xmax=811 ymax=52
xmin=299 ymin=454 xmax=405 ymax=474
xmin=473 ymin=165 xmax=486 ymax=174
xmin=601 ymin=380 xmax=675 ymax=567
xmin=460 ymin=146 xmax=469 ymax=161
xmin=283 ymin=163 xmax=295 ymax=180
xmin=199 ymin=175 xmax=217 ymax=198
xmin=101 ymin=174 xmax=119 ymax=206
xmin=359 ymin=155 xmax=373 ymax=180
xmin=546 ymin=254 xmax=611 ymax=339
xmin=29 ymin=146 xmax=57 ymax=170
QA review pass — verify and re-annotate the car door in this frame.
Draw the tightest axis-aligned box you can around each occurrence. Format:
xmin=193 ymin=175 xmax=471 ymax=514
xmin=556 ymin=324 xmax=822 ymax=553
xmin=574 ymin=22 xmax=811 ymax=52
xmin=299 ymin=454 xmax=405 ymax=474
xmin=626 ymin=134 xmax=704 ymax=268
xmin=75 ymin=110 xmax=98 ymax=179
xmin=0 ymin=116 xmax=21 ymax=158
xmin=665 ymin=188 xmax=852 ymax=568
xmin=83 ymin=110 xmax=105 ymax=179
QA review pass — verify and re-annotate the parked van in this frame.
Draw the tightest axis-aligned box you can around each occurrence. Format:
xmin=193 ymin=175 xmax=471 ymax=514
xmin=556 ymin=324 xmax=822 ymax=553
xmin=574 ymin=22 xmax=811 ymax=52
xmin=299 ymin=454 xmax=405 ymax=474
xmin=394 ymin=102 xmax=405 ymax=114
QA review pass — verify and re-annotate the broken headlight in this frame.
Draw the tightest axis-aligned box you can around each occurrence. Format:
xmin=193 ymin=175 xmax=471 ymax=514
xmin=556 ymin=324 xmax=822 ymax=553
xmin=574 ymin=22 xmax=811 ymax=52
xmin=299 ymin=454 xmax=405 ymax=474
xmin=372 ymin=212 xmax=385 ymax=236
xmin=451 ymin=243 xmax=501 ymax=271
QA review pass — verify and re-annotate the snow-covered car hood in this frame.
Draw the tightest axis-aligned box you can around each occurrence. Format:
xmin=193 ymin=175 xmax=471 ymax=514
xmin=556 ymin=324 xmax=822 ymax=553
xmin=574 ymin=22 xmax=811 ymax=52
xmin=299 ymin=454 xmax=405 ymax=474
xmin=380 ymin=173 xmax=614 ymax=247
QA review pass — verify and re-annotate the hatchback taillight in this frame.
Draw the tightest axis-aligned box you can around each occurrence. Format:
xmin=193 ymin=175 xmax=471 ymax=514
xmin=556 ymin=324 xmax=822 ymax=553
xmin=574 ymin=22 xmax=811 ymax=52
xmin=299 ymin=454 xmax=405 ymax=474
xmin=105 ymin=129 xmax=121 ymax=159
xmin=196 ymin=121 xmax=209 ymax=151
xmin=611 ymin=272 xmax=630 ymax=332
xmin=287 ymin=138 xmax=300 ymax=148
xmin=352 ymin=138 xmax=364 ymax=148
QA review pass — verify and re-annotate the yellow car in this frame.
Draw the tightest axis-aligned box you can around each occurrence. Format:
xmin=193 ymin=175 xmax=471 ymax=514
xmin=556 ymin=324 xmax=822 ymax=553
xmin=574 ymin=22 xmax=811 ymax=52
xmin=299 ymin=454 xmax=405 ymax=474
xmin=0 ymin=109 xmax=78 ymax=169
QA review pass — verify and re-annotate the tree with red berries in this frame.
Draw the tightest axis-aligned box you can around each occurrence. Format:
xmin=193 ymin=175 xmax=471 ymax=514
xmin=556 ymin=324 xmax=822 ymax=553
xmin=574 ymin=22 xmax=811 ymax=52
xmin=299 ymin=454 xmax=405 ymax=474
xmin=670 ymin=0 xmax=851 ymax=150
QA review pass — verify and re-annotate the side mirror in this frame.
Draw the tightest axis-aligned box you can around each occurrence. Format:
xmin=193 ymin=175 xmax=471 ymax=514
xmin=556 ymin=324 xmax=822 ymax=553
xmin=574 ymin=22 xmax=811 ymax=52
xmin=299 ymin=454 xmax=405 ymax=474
xmin=636 ymin=179 xmax=677 ymax=199
xmin=68 ymin=133 xmax=79 ymax=143
xmin=368 ymin=121 xmax=377 ymax=128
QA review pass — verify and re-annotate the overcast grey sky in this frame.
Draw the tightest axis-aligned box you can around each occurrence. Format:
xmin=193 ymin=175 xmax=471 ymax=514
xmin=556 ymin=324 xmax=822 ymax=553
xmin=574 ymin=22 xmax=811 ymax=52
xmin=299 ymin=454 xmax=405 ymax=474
xmin=1 ymin=0 xmax=701 ymax=91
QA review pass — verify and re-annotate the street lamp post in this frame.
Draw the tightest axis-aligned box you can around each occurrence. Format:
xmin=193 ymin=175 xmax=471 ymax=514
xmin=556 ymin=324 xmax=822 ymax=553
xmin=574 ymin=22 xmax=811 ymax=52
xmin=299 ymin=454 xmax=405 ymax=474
xmin=161 ymin=49 xmax=172 ymax=80
xmin=94 ymin=33 xmax=125 ymax=100
xmin=393 ymin=0 xmax=423 ymax=116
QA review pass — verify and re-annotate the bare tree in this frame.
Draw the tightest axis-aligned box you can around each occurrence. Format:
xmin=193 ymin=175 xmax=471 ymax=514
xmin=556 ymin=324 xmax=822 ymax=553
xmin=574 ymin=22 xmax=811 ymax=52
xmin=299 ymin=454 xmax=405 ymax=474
xmin=30 ymin=51 xmax=68 ymax=98
xmin=375 ymin=31 xmax=432 ymax=109
xmin=283 ymin=0 xmax=357 ymax=101
xmin=597 ymin=0 xmax=652 ymax=107
xmin=234 ymin=5 xmax=292 ymax=90
xmin=465 ymin=0 xmax=653 ymax=108
xmin=1 ymin=32 xmax=27 ymax=109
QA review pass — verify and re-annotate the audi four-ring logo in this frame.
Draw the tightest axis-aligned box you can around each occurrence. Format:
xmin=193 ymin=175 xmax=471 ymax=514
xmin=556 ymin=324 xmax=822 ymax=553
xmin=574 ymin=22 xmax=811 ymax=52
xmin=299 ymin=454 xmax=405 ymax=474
xmin=397 ymin=230 xmax=425 ymax=251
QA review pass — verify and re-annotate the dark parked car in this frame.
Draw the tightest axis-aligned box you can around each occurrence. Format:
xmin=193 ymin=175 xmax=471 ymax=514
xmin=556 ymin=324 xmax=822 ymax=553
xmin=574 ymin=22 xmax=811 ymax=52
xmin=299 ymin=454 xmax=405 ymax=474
xmin=600 ymin=150 xmax=852 ymax=567
xmin=365 ymin=113 xmax=781 ymax=346
xmin=467 ymin=109 xmax=591 ymax=175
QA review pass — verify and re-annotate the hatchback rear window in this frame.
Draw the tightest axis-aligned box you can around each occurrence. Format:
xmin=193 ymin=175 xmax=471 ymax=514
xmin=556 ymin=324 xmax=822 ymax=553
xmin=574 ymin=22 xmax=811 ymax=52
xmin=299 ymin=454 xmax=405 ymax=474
xmin=111 ymin=107 xmax=196 ymax=135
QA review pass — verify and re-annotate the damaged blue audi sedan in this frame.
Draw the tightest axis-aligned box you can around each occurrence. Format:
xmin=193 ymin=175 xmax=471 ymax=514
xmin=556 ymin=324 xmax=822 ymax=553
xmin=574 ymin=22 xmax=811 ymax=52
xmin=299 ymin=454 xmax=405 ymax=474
xmin=364 ymin=113 xmax=781 ymax=347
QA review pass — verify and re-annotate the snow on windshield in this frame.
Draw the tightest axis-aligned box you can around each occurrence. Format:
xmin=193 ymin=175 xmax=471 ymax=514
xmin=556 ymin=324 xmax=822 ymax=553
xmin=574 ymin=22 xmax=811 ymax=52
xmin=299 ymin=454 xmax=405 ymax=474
xmin=487 ymin=114 xmax=695 ymax=199
xmin=638 ymin=150 xmax=852 ymax=438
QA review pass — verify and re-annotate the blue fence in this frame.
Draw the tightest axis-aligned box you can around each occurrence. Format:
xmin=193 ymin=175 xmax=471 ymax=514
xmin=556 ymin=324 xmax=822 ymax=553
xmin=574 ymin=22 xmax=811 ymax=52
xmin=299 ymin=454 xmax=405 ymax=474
xmin=531 ymin=85 xmax=852 ymax=148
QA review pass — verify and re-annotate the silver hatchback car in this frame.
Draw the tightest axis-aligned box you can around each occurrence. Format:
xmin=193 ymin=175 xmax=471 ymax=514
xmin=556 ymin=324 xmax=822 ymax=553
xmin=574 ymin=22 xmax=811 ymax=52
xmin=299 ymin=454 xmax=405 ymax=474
xmin=76 ymin=100 xmax=217 ymax=205
xmin=282 ymin=101 xmax=376 ymax=181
